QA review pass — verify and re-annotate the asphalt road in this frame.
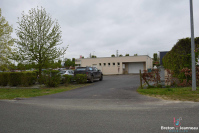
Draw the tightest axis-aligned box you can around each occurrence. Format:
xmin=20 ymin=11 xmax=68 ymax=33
xmin=0 ymin=75 xmax=199 ymax=133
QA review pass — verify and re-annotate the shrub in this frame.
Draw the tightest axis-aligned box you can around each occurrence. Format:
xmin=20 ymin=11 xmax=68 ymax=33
xmin=178 ymin=67 xmax=199 ymax=87
xmin=43 ymin=70 xmax=61 ymax=87
xmin=63 ymin=75 xmax=73 ymax=84
xmin=141 ymin=69 xmax=161 ymax=87
xmin=21 ymin=72 xmax=37 ymax=86
xmin=0 ymin=72 xmax=37 ymax=87
xmin=0 ymin=72 xmax=9 ymax=86
xmin=75 ymin=74 xmax=87 ymax=84
xmin=9 ymin=72 xmax=23 ymax=86
xmin=162 ymin=37 xmax=199 ymax=77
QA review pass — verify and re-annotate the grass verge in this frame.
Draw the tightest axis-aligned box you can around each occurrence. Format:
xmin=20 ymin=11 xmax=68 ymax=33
xmin=0 ymin=84 xmax=89 ymax=99
xmin=137 ymin=87 xmax=199 ymax=102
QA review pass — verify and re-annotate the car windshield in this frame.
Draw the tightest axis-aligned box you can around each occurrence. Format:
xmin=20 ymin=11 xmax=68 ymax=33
xmin=69 ymin=71 xmax=74 ymax=74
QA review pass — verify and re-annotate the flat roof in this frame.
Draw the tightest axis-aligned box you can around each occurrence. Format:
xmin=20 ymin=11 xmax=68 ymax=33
xmin=76 ymin=55 xmax=152 ymax=60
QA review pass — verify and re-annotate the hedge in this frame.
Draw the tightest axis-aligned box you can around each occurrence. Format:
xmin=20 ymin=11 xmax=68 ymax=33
xmin=63 ymin=75 xmax=74 ymax=84
xmin=0 ymin=72 xmax=9 ymax=86
xmin=162 ymin=37 xmax=199 ymax=77
xmin=9 ymin=72 xmax=23 ymax=86
xmin=0 ymin=72 xmax=37 ymax=87
xmin=21 ymin=72 xmax=37 ymax=86
xmin=75 ymin=74 xmax=87 ymax=84
xmin=43 ymin=70 xmax=61 ymax=87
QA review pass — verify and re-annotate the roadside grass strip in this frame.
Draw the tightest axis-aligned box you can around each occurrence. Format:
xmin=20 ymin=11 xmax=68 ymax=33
xmin=0 ymin=84 xmax=89 ymax=99
xmin=137 ymin=87 xmax=199 ymax=102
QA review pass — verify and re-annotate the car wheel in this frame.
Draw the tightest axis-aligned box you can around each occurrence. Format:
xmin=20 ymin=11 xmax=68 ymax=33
xmin=99 ymin=75 xmax=103 ymax=81
xmin=90 ymin=76 xmax=94 ymax=83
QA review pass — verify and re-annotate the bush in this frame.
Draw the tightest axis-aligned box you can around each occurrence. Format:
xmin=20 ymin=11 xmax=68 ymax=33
xmin=9 ymin=72 xmax=23 ymax=86
xmin=62 ymin=75 xmax=73 ymax=85
xmin=141 ymin=69 xmax=161 ymax=87
xmin=43 ymin=70 xmax=61 ymax=87
xmin=0 ymin=72 xmax=37 ymax=87
xmin=0 ymin=72 xmax=9 ymax=86
xmin=21 ymin=72 xmax=37 ymax=87
xmin=162 ymin=37 xmax=199 ymax=77
xmin=75 ymin=74 xmax=87 ymax=84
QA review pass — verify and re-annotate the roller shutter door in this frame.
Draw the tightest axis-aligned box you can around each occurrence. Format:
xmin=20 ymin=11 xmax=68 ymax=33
xmin=128 ymin=62 xmax=144 ymax=73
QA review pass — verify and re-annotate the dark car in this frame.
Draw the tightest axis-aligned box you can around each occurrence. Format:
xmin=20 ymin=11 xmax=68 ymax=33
xmin=74 ymin=67 xmax=103 ymax=83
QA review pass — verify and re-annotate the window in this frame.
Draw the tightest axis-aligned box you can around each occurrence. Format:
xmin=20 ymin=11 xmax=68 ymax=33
xmin=117 ymin=62 xmax=120 ymax=66
xmin=88 ymin=67 xmax=93 ymax=71
xmin=76 ymin=68 xmax=86 ymax=71
xmin=108 ymin=63 xmax=110 ymax=66
xmin=104 ymin=63 xmax=106 ymax=66
xmin=93 ymin=67 xmax=98 ymax=72
xmin=113 ymin=63 xmax=115 ymax=66
xmin=99 ymin=63 xmax=101 ymax=66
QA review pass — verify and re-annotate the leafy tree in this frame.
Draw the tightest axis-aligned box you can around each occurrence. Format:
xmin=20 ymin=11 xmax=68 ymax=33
xmin=125 ymin=54 xmax=129 ymax=56
xmin=17 ymin=63 xmax=25 ymax=71
xmin=64 ymin=59 xmax=72 ymax=68
xmin=134 ymin=54 xmax=138 ymax=56
xmin=0 ymin=9 xmax=14 ymax=70
xmin=64 ymin=58 xmax=75 ymax=68
xmin=8 ymin=63 xmax=16 ymax=70
xmin=119 ymin=54 xmax=123 ymax=57
xmin=111 ymin=54 xmax=115 ymax=57
xmin=153 ymin=53 xmax=158 ymax=61
xmin=91 ymin=55 xmax=97 ymax=58
xmin=153 ymin=53 xmax=159 ymax=67
xmin=71 ymin=58 xmax=75 ymax=67
xmin=14 ymin=7 xmax=67 ymax=77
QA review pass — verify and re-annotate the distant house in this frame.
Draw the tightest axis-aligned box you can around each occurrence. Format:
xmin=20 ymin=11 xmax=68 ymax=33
xmin=159 ymin=51 xmax=169 ymax=66
xmin=75 ymin=55 xmax=153 ymax=75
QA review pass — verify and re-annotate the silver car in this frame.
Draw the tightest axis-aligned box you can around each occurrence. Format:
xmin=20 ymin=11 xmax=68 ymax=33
xmin=59 ymin=70 xmax=74 ymax=76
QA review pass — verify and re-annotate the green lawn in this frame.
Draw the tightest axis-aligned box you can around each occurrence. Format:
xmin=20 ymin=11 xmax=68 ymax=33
xmin=0 ymin=84 xmax=89 ymax=99
xmin=137 ymin=87 xmax=199 ymax=102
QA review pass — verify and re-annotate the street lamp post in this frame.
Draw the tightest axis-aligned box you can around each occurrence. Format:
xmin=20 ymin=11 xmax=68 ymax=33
xmin=189 ymin=0 xmax=196 ymax=91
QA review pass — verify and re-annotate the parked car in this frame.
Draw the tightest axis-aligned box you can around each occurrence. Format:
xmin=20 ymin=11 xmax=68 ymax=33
xmin=59 ymin=70 xmax=74 ymax=76
xmin=74 ymin=67 xmax=103 ymax=83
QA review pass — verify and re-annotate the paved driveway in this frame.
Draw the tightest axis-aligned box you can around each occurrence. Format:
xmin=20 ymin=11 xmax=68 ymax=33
xmin=35 ymin=75 xmax=158 ymax=101
xmin=0 ymin=75 xmax=199 ymax=133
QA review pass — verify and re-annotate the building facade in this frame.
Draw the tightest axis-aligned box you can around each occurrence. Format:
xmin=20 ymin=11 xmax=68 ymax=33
xmin=75 ymin=55 xmax=153 ymax=75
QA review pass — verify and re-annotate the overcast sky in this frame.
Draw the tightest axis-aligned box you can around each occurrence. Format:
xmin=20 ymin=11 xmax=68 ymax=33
xmin=0 ymin=0 xmax=199 ymax=60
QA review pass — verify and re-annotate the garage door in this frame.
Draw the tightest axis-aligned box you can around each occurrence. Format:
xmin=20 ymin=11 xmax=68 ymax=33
xmin=128 ymin=62 xmax=144 ymax=73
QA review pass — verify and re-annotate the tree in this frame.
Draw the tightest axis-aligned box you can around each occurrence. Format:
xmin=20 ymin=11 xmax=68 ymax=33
xmin=8 ymin=63 xmax=16 ymax=70
xmin=64 ymin=58 xmax=75 ymax=68
xmin=111 ymin=54 xmax=115 ymax=57
xmin=91 ymin=55 xmax=97 ymax=58
xmin=14 ymin=7 xmax=68 ymax=76
xmin=71 ymin=58 xmax=75 ymax=67
xmin=134 ymin=54 xmax=138 ymax=56
xmin=125 ymin=54 xmax=129 ymax=56
xmin=64 ymin=59 xmax=72 ymax=68
xmin=153 ymin=53 xmax=159 ymax=67
xmin=119 ymin=54 xmax=123 ymax=57
xmin=17 ymin=62 xmax=25 ymax=71
xmin=0 ymin=8 xmax=14 ymax=71
xmin=153 ymin=53 xmax=158 ymax=61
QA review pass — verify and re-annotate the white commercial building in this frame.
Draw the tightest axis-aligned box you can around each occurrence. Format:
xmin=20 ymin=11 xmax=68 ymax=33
xmin=75 ymin=55 xmax=153 ymax=75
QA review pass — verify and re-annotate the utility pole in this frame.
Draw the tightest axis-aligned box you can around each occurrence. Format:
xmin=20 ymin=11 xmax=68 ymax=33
xmin=189 ymin=0 xmax=196 ymax=91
